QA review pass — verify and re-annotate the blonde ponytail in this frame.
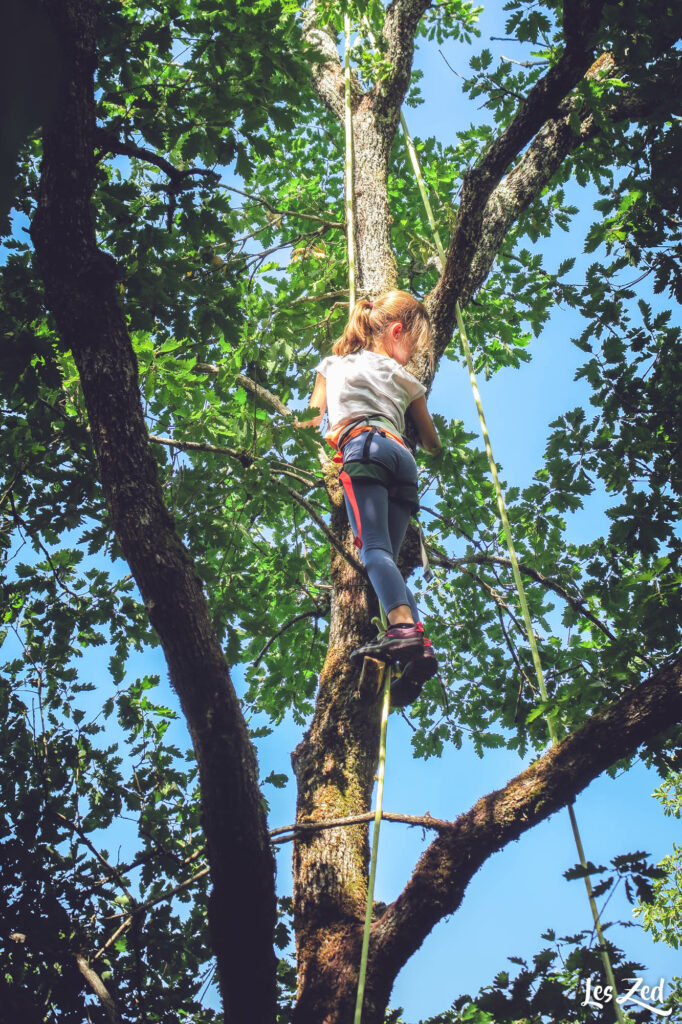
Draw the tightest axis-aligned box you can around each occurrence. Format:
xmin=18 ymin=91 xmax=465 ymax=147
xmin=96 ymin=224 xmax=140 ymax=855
xmin=333 ymin=298 xmax=374 ymax=356
xmin=333 ymin=290 xmax=433 ymax=372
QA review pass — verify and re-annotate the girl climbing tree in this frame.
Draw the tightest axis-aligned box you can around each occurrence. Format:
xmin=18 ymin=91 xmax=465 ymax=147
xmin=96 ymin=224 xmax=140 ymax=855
xmin=303 ymin=290 xmax=441 ymax=705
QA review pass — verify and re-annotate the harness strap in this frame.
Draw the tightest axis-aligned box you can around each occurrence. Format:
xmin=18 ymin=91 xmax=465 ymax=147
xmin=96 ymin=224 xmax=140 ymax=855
xmin=327 ymin=417 xmax=406 ymax=453
xmin=362 ymin=429 xmax=373 ymax=460
xmin=339 ymin=470 xmax=363 ymax=548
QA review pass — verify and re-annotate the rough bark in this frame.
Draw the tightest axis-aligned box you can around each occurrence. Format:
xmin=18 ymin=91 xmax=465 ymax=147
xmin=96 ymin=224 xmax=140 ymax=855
xmin=374 ymin=0 xmax=433 ymax=121
xmin=352 ymin=100 xmax=399 ymax=296
xmin=29 ymin=2 xmax=277 ymax=1020
xmin=303 ymin=5 xmax=400 ymax=295
xmin=291 ymin=464 xmax=388 ymax=1022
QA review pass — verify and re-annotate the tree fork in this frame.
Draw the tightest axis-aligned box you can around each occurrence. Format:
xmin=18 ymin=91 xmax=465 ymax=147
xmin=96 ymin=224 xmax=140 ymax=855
xmin=29 ymin=1 xmax=278 ymax=1019
xmin=293 ymin=654 xmax=682 ymax=1024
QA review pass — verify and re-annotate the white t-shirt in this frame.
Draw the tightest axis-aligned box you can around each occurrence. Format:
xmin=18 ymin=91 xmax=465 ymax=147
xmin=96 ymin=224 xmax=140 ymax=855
xmin=316 ymin=349 xmax=426 ymax=435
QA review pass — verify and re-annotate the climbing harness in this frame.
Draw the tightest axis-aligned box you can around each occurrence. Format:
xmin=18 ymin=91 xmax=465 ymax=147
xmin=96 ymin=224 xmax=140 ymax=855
xmin=326 ymin=413 xmax=404 ymax=451
xmin=330 ymin=416 xmax=422 ymax=551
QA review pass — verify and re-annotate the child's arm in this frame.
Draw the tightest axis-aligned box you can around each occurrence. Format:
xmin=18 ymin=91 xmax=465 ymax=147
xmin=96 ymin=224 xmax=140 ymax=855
xmin=300 ymin=372 xmax=327 ymax=428
xmin=407 ymin=395 xmax=441 ymax=454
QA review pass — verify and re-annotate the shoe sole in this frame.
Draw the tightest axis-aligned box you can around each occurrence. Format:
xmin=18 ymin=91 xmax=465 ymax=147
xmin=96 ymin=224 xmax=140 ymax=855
xmin=390 ymin=655 xmax=438 ymax=708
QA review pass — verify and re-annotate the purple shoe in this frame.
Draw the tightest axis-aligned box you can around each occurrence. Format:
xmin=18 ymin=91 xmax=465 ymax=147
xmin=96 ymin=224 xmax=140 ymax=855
xmin=350 ymin=622 xmax=424 ymax=666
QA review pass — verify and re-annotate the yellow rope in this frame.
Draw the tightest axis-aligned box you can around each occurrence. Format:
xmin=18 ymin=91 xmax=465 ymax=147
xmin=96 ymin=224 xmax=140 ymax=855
xmin=343 ymin=19 xmax=391 ymax=1022
xmin=354 ymin=641 xmax=391 ymax=1024
xmin=344 ymin=12 xmax=356 ymax=309
xmin=399 ymin=111 xmax=626 ymax=1022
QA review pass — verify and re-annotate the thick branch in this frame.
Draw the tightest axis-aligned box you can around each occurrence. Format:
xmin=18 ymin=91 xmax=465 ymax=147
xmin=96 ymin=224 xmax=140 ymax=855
xmin=302 ymin=6 xmax=349 ymax=120
xmin=459 ymin=53 xmax=674 ymax=307
xmin=30 ymin=2 xmax=277 ymax=1019
xmin=374 ymin=0 xmax=432 ymax=120
xmin=372 ymin=655 xmax=682 ymax=978
xmin=429 ymin=2 xmax=607 ymax=345
xmin=431 ymin=45 xmax=682 ymax=347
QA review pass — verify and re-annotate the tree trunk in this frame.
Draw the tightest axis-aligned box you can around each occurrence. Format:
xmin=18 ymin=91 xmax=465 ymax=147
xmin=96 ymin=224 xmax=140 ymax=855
xmin=291 ymin=475 xmax=386 ymax=1022
xmin=29 ymin=2 xmax=278 ymax=1019
xmin=291 ymin=93 xmax=403 ymax=1023
xmin=352 ymin=101 xmax=399 ymax=297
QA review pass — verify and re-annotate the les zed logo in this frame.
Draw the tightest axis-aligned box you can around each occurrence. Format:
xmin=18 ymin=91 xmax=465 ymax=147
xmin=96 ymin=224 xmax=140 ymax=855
xmin=581 ymin=976 xmax=671 ymax=1017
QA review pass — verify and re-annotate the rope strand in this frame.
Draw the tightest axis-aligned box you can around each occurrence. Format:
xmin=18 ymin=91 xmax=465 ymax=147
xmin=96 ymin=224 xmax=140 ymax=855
xmin=343 ymin=18 xmax=390 ymax=1021
xmin=344 ymin=13 xmax=356 ymax=308
xmin=354 ymin=639 xmax=391 ymax=1024
xmin=400 ymin=109 xmax=626 ymax=1024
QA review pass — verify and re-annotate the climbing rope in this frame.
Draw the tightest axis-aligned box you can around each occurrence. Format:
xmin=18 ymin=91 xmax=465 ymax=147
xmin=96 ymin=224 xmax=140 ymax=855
xmin=344 ymin=12 xmax=357 ymax=309
xmin=354 ymin=609 xmax=392 ymax=1024
xmin=399 ymin=111 xmax=626 ymax=1021
xmin=343 ymin=19 xmax=393 ymax=1022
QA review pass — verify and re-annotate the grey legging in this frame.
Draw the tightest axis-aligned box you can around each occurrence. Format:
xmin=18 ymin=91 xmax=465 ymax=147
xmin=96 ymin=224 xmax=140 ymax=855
xmin=341 ymin=430 xmax=419 ymax=620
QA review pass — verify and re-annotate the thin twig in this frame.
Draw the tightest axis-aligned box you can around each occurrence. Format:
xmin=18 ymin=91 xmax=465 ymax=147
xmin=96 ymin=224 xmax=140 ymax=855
xmin=8 ymin=495 xmax=84 ymax=602
xmin=149 ymin=434 xmax=320 ymax=488
xmin=501 ymin=54 xmax=548 ymax=68
xmin=224 ymin=225 xmax=332 ymax=267
xmin=221 ymin=182 xmax=344 ymax=228
xmin=289 ymin=289 xmax=350 ymax=304
xmin=53 ymin=812 xmax=137 ymax=907
xmin=429 ymin=546 xmax=617 ymax=643
xmin=253 ymin=605 xmax=329 ymax=668
xmin=95 ymin=129 xmax=217 ymax=188
xmin=0 ymin=466 xmax=23 ymax=511
xmin=281 ymin=483 xmax=367 ymax=580
xmin=270 ymin=810 xmax=450 ymax=845
xmin=101 ymin=866 xmax=211 ymax=928
xmin=94 ymin=917 xmax=132 ymax=960
xmin=460 ymin=565 xmax=530 ymax=639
